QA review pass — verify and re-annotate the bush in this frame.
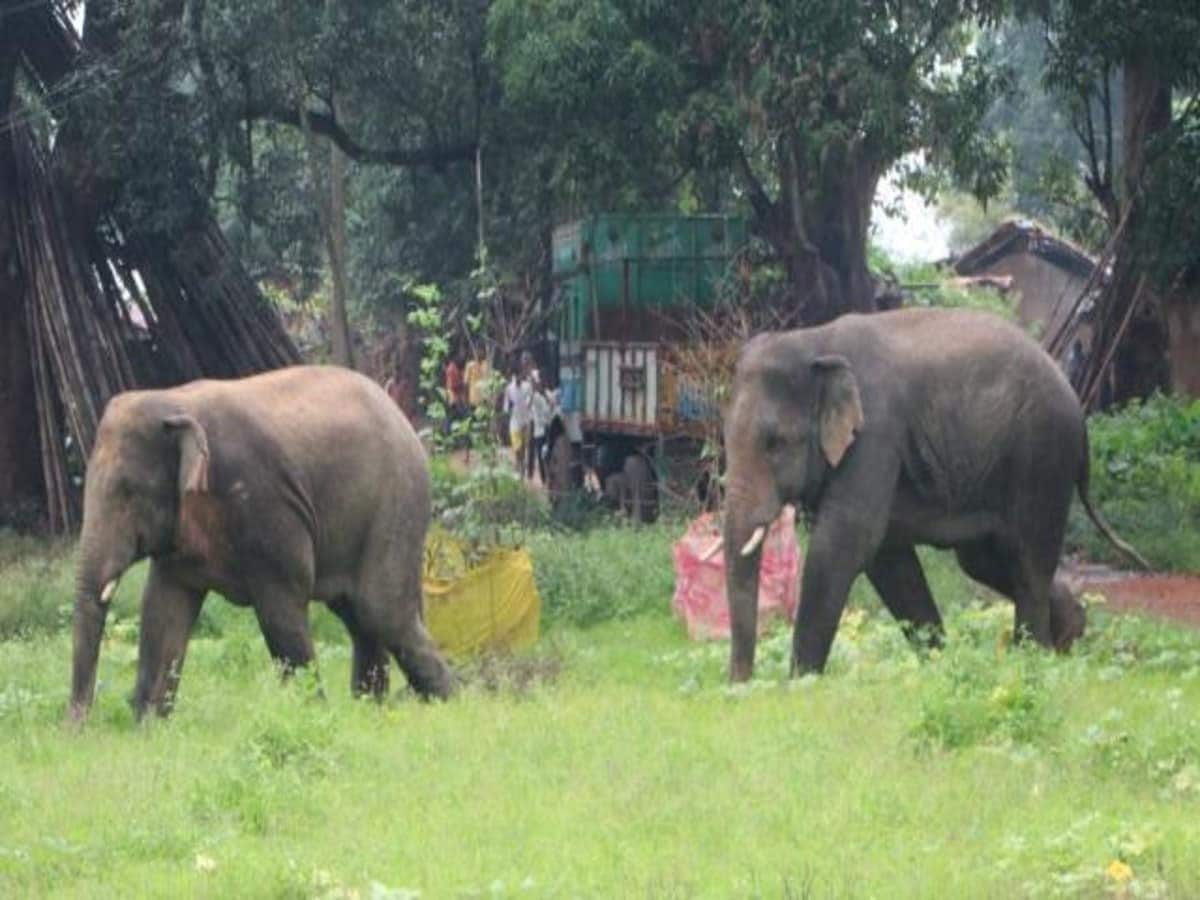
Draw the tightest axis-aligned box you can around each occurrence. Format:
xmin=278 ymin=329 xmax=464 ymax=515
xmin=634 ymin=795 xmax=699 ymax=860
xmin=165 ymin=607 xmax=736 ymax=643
xmin=528 ymin=522 xmax=679 ymax=627
xmin=896 ymin=261 xmax=1020 ymax=323
xmin=429 ymin=457 xmax=551 ymax=565
xmin=912 ymin=632 xmax=1061 ymax=751
xmin=1069 ymin=395 xmax=1200 ymax=571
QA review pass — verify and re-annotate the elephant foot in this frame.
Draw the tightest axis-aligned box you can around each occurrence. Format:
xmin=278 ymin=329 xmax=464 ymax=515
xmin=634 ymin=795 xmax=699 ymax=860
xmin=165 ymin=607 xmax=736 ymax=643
xmin=1050 ymin=578 xmax=1086 ymax=652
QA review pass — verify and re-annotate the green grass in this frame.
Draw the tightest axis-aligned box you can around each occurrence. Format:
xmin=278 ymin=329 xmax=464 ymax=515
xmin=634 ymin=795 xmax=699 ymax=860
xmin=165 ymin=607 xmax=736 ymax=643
xmin=1066 ymin=395 xmax=1200 ymax=573
xmin=2 ymin=530 xmax=1200 ymax=897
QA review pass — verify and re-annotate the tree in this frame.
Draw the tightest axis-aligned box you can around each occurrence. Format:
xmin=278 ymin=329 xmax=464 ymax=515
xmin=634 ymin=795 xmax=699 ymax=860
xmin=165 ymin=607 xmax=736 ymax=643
xmin=977 ymin=19 xmax=1116 ymax=250
xmin=490 ymin=0 xmax=1013 ymax=324
xmin=1033 ymin=0 xmax=1200 ymax=401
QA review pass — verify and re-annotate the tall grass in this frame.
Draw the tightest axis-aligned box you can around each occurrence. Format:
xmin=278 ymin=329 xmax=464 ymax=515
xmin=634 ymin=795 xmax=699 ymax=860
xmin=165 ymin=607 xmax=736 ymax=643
xmin=1 ymin=529 xmax=1199 ymax=897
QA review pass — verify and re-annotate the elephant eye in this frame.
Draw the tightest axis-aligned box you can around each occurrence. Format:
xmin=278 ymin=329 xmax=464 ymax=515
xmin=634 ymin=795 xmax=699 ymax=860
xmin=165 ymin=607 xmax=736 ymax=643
xmin=761 ymin=429 xmax=783 ymax=453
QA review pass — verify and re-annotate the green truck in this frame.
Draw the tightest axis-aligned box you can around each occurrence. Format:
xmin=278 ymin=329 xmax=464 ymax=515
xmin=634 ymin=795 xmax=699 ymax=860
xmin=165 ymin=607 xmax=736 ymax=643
xmin=545 ymin=213 xmax=748 ymax=520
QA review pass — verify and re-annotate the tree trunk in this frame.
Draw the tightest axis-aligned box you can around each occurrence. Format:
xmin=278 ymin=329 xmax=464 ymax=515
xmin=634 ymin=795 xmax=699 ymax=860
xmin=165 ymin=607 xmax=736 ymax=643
xmin=755 ymin=141 xmax=882 ymax=326
xmin=1083 ymin=57 xmax=1173 ymax=408
xmin=326 ymin=112 xmax=355 ymax=369
xmin=304 ymin=99 xmax=355 ymax=370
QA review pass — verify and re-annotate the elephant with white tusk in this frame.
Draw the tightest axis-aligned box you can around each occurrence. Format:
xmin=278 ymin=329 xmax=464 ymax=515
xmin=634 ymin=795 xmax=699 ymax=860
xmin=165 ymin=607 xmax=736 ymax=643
xmin=69 ymin=365 xmax=454 ymax=722
xmin=721 ymin=308 xmax=1148 ymax=682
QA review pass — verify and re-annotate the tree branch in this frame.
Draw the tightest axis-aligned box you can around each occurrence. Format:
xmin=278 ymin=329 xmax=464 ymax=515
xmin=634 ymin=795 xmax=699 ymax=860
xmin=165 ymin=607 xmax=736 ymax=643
xmin=245 ymin=100 xmax=477 ymax=168
xmin=1102 ymin=63 xmax=1114 ymax=205
xmin=733 ymin=140 xmax=776 ymax=226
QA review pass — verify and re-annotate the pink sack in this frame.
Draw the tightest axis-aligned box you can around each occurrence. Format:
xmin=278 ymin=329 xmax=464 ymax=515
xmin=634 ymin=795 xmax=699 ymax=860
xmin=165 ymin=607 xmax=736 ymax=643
xmin=671 ymin=507 xmax=802 ymax=640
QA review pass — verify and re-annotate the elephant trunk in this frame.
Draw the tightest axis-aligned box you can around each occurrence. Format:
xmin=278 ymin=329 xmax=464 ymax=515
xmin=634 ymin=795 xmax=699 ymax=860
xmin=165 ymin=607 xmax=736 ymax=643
xmin=722 ymin=470 xmax=781 ymax=683
xmin=69 ymin=529 xmax=126 ymax=722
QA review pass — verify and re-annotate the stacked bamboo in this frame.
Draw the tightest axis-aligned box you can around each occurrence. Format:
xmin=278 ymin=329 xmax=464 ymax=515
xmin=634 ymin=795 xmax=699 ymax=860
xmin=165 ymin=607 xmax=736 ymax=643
xmin=8 ymin=116 xmax=299 ymax=532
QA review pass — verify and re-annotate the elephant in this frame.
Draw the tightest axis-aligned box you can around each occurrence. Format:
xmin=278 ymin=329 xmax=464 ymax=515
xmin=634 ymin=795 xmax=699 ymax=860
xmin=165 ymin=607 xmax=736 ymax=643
xmin=721 ymin=308 xmax=1149 ymax=682
xmin=69 ymin=365 xmax=455 ymax=722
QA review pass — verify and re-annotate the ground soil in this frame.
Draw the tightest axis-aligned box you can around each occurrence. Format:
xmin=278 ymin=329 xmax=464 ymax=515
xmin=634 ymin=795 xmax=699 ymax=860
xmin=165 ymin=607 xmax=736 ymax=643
xmin=1063 ymin=560 xmax=1200 ymax=628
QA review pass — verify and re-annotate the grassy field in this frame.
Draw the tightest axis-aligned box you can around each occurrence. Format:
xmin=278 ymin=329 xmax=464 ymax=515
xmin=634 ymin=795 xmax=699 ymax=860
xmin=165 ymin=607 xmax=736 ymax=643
xmin=1 ymin=524 xmax=1199 ymax=898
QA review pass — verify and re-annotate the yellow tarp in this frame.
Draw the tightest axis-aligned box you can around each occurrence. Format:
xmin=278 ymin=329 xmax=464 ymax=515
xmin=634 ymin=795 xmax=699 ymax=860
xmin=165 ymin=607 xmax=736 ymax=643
xmin=422 ymin=531 xmax=540 ymax=659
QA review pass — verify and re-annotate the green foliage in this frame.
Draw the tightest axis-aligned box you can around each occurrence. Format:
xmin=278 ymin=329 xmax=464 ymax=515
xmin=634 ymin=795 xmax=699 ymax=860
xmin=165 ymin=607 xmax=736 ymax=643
xmin=430 ymin=461 xmax=551 ymax=565
xmin=404 ymin=280 xmax=451 ymax=424
xmin=6 ymin=533 xmax=1200 ymax=895
xmin=527 ymin=522 xmax=679 ymax=627
xmin=975 ymin=20 xmax=1114 ymax=250
xmin=898 ymin=261 xmax=1020 ymax=321
xmin=55 ymin=0 xmax=494 ymax=333
xmin=1031 ymin=2 xmax=1200 ymax=284
xmin=1139 ymin=103 xmax=1200 ymax=296
xmin=490 ymin=0 xmax=1014 ymax=315
xmin=3 ymin=531 xmax=1200 ymax=894
xmin=0 ymin=541 xmax=74 ymax=640
xmin=405 ymin=279 xmax=501 ymax=455
xmin=1069 ymin=395 xmax=1200 ymax=570
xmin=913 ymin=626 xmax=1061 ymax=751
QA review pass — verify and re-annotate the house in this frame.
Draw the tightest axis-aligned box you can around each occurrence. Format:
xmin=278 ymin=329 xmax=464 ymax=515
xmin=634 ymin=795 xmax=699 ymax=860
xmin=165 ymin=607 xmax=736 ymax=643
xmin=953 ymin=219 xmax=1096 ymax=351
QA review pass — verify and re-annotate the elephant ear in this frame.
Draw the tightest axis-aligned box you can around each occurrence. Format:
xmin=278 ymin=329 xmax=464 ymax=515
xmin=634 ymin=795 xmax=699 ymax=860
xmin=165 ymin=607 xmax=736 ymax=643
xmin=813 ymin=355 xmax=864 ymax=468
xmin=163 ymin=414 xmax=210 ymax=495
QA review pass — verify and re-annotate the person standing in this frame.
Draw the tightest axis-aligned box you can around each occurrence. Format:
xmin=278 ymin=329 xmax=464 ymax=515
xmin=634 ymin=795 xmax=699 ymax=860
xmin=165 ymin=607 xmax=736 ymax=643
xmin=529 ymin=385 xmax=553 ymax=484
xmin=464 ymin=346 xmax=492 ymax=411
xmin=518 ymin=350 xmax=541 ymax=475
xmin=503 ymin=369 xmax=532 ymax=474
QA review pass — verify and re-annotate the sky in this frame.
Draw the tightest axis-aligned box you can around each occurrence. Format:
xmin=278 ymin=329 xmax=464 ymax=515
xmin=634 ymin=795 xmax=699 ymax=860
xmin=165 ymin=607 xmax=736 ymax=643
xmin=871 ymin=169 xmax=952 ymax=263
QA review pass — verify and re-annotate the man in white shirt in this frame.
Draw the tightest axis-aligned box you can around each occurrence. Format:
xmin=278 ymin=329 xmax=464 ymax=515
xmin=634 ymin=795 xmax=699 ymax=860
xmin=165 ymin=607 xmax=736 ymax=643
xmin=503 ymin=371 xmax=532 ymax=473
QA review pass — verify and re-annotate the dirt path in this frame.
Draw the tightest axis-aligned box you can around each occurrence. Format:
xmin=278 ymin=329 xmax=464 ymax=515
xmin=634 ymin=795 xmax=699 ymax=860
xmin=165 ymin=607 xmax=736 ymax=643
xmin=1063 ymin=560 xmax=1200 ymax=628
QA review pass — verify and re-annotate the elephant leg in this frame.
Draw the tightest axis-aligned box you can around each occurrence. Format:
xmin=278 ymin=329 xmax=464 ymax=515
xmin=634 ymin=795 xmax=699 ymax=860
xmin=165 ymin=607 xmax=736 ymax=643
xmin=791 ymin=445 xmax=899 ymax=675
xmin=1013 ymin=459 xmax=1075 ymax=648
xmin=1011 ymin=562 xmax=1054 ymax=648
xmin=387 ymin=617 xmax=456 ymax=700
xmin=358 ymin=571 xmax=454 ymax=701
xmin=252 ymin=589 xmax=316 ymax=676
xmin=329 ymin=601 xmax=390 ymax=700
xmin=1049 ymin=578 xmax=1086 ymax=651
xmin=865 ymin=545 xmax=944 ymax=651
xmin=133 ymin=561 xmax=206 ymax=719
xmin=792 ymin=509 xmax=888 ymax=675
xmin=956 ymin=538 xmax=1054 ymax=648
xmin=955 ymin=537 xmax=1015 ymax=597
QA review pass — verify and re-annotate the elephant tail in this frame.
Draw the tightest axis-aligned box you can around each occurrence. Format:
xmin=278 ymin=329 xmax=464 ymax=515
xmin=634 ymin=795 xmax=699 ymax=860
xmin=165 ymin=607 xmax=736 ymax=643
xmin=1077 ymin=430 xmax=1152 ymax=572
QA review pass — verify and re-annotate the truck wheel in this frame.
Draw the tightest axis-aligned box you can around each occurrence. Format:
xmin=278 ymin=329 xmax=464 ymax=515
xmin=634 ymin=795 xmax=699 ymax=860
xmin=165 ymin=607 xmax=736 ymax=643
xmin=622 ymin=454 xmax=658 ymax=524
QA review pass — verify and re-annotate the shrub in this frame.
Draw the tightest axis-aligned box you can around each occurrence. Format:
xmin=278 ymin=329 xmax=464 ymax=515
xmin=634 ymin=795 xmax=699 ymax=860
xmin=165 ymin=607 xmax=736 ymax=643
xmin=912 ymin=617 xmax=1062 ymax=752
xmin=1069 ymin=395 xmax=1200 ymax=571
xmin=897 ymin=261 xmax=1020 ymax=323
xmin=430 ymin=458 xmax=551 ymax=565
xmin=527 ymin=522 xmax=679 ymax=627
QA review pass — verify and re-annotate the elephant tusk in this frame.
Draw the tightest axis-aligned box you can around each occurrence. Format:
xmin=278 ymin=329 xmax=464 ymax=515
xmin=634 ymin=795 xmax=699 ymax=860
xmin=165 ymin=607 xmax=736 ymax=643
xmin=740 ymin=526 xmax=767 ymax=557
xmin=100 ymin=579 xmax=120 ymax=604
